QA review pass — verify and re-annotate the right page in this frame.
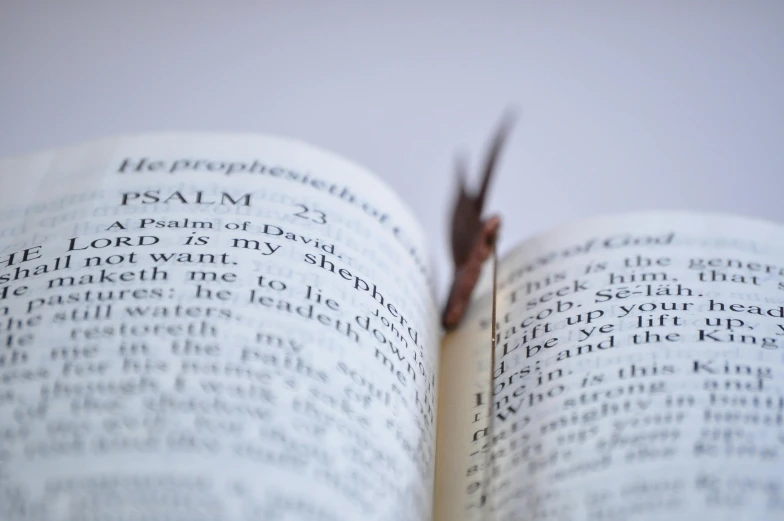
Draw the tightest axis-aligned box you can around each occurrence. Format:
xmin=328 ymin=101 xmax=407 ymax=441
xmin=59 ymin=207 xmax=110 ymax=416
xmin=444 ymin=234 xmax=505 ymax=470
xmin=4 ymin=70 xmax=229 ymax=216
xmin=436 ymin=212 xmax=784 ymax=521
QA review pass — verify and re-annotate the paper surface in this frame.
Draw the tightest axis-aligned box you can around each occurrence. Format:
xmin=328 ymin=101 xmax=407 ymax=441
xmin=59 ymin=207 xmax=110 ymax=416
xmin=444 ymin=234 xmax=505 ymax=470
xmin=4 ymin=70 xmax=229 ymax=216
xmin=435 ymin=212 xmax=784 ymax=521
xmin=0 ymin=134 xmax=441 ymax=521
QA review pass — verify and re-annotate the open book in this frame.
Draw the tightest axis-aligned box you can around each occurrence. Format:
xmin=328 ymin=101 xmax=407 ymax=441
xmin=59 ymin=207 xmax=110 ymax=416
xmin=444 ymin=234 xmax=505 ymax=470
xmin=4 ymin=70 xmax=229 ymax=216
xmin=1 ymin=134 xmax=782 ymax=521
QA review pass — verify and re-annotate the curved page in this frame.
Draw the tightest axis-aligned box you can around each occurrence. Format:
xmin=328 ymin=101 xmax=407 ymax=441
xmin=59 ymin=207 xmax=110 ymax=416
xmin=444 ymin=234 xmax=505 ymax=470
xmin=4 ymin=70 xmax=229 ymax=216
xmin=0 ymin=134 xmax=440 ymax=521
xmin=436 ymin=212 xmax=784 ymax=521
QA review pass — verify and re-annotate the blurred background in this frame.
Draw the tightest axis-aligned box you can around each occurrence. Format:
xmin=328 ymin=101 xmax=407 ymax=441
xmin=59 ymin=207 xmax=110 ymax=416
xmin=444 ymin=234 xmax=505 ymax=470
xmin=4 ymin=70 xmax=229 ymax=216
xmin=2 ymin=2 xmax=783 ymax=294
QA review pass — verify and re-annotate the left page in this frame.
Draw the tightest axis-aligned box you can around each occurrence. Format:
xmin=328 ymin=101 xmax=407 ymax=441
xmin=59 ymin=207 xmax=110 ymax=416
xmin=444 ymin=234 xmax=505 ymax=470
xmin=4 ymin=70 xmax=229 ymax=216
xmin=0 ymin=134 xmax=440 ymax=521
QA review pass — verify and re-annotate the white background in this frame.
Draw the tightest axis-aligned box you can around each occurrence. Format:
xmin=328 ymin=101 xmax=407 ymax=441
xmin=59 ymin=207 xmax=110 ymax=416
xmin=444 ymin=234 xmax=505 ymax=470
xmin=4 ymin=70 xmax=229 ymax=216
xmin=2 ymin=2 xmax=783 ymax=294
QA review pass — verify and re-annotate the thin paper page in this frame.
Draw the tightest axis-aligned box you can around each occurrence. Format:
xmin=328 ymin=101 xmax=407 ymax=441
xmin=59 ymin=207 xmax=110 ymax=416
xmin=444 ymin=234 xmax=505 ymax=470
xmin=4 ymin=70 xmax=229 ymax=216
xmin=436 ymin=212 xmax=784 ymax=521
xmin=434 ymin=287 xmax=494 ymax=521
xmin=0 ymin=134 xmax=440 ymax=521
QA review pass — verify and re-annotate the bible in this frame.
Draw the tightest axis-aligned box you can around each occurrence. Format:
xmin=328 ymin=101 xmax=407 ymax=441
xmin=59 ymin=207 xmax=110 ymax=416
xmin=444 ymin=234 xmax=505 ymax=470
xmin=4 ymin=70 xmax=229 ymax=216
xmin=1 ymin=133 xmax=782 ymax=521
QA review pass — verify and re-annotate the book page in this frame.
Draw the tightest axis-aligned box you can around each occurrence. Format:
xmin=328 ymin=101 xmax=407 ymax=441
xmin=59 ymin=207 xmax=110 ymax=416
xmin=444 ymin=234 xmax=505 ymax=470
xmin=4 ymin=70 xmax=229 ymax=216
xmin=435 ymin=212 xmax=784 ymax=521
xmin=0 ymin=134 xmax=441 ymax=521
